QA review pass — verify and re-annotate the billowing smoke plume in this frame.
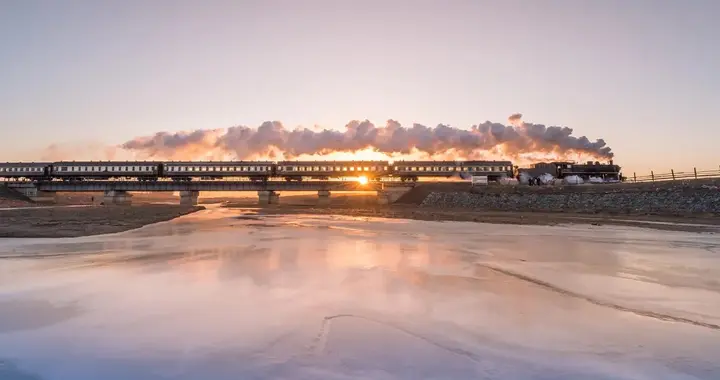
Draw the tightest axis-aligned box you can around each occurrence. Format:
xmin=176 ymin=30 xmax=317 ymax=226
xmin=121 ymin=115 xmax=613 ymax=162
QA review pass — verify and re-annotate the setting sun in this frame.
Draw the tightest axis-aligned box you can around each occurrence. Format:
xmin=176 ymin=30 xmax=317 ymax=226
xmin=357 ymin=175 xmax=369 ymax=185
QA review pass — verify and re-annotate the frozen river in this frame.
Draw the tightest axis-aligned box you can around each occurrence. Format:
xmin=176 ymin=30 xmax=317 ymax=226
xmin=1 ymin=207 xmax=719 ymax=379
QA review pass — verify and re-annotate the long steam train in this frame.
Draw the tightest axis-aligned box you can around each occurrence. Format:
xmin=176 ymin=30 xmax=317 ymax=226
xmin=0 ymin=160 xmax=516 ymax=182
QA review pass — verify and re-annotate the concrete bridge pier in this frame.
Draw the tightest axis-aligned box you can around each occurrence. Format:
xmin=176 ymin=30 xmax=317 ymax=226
xmin=317 ymin=190 xmax=331 ymax=206
xmin=32 ymin=191 xmax=57 ymax=203
xmin=376 ymin=188 xmax=410 ymax=205
xmin=179 ymin=191 xmax=199 ymax=206
xmin=14 ymin=186 xmax=57 ymax=203
xmin=103 ymin=190 xmax=132 ymax=206
xmin=258 ymin=190 xmax=280 ymax=205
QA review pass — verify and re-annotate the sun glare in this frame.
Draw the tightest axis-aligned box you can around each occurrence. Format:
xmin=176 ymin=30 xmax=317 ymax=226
xmin=357 ymin=176 xmax=369 ymax=185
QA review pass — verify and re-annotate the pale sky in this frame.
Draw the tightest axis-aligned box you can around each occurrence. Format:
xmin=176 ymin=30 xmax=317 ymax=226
xmin=1 ymin=0 xmax=718 ymax=175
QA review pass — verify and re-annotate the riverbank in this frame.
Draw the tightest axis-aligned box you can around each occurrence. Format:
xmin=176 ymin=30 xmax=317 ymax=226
xmin=0 ymin=205 xmax=204 ymax=238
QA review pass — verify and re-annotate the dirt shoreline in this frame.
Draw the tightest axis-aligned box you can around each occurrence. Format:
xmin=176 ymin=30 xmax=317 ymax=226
xmin=226 ymin=204 xmax=720 ymax=233
xmin=0 ymin=200 xmax=717 ymax=239
xmin=0 ymin=205 xmax=205 ymax=238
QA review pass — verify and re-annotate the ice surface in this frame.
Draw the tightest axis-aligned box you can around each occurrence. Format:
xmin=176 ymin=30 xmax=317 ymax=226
xmin=1 ymin=207 xmax=719 ymax=379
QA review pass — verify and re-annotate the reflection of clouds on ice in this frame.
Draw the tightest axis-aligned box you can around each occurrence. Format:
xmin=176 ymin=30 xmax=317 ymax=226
xmin=0 ymin=209 xmax=720 ymax=379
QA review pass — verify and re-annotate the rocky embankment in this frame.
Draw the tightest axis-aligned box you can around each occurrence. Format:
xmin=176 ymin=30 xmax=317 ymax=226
xmin=0 ymin=205 xmax=205 ymax=238
xmin=420 ymin=180 xmax=720 ymax=216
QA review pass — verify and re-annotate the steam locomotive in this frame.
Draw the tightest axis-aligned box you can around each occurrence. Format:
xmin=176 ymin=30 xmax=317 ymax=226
xmin=517 ymin=160 xmax=622 ymax=181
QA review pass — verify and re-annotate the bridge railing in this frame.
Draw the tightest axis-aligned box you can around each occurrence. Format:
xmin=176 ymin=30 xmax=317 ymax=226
xmin=629 ymin=167 xmax=720 ymax=183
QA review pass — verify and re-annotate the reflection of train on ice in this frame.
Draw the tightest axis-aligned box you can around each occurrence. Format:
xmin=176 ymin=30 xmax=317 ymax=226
xmin=0 ymin=159 xmax=622 ymax=183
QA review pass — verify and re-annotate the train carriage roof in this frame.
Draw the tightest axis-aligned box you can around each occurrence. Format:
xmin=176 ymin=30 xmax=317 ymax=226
xmin=164 ymin=161 xmax=275 ymax=165
xmin=460 ymin=160 xmax=513 ymax=165
xmin=392 ymin=160 xmax=457 ymax=165
xmin=52 ymin=161 xmax=161 ymax=166
xmin=0 ymin=162 xmax=52 ymax=167
xmin=392 ymin=160 xmax=513 ymax=165
xmin=277 ymin=160 xmax=390 ymax=165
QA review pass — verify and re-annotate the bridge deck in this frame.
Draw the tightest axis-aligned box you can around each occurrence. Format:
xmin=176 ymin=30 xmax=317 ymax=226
xmin=4 ymin=180 xmax=397 ymax=192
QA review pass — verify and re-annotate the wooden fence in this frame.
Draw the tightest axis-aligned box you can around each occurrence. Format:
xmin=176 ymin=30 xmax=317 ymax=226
xmin=629 ymin=167 xmax=720 ymax=183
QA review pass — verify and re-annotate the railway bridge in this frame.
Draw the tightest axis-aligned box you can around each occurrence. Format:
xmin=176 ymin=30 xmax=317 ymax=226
xmin=4 ymin=180 xmax=414 ymax=206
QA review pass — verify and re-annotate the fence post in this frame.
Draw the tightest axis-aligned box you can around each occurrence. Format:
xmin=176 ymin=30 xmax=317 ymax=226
xmin=651 ymin=171 xmax=654 ymax=181
xmin=633 ymin=172 xmax=637 ymax=183
xmin=671 ymin=169 xmax=675 ymax=180
xmin=694 ymin=167 xmax=697 ymax=179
